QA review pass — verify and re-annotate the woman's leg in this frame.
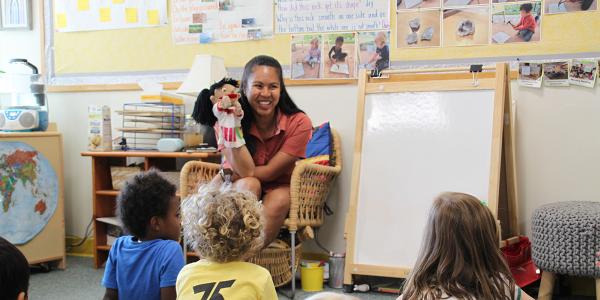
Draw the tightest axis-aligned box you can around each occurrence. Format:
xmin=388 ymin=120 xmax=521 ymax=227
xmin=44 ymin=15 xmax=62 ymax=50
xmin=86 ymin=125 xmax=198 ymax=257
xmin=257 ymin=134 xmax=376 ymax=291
xmin=262 ymin=188 xmax=291 ymax=248
xmin=211 ymin=175 xmax=262 ymax=200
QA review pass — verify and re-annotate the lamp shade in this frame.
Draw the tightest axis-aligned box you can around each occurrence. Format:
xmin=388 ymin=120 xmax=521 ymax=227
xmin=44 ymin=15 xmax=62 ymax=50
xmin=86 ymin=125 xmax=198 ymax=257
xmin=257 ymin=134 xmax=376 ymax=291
xmin=176 ymin=54 xmax=227 ymax=97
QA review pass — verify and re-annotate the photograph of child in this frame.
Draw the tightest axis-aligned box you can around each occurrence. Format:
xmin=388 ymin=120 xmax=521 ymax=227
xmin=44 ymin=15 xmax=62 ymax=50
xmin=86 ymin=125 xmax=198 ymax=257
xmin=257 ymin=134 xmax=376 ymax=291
xmin=357 ymin=31 xmax=390 ymax=77
xmin=396 ymin=9 xmax=441 ymax=49
xmin=290 ymin=34 xmax=322 ymax=80
xmin=518 ymin=62 xmax=543 ymax=87
xmin=544 ymin=0 xmax=596 ymax=14
xmin=543 ymin=61 xmax=569 ymax=86
xmin=491 ymin=3 xmax=541 ymax=44
xmin=442 ymin=7 xmax=490 ymax=47
xmin=397 ymin=0 xmax=441 ymax=10
xmin=324 ymin=33 xmax=356 ymax=79
xmin=569 ymin=59 xmax=597 ymax=88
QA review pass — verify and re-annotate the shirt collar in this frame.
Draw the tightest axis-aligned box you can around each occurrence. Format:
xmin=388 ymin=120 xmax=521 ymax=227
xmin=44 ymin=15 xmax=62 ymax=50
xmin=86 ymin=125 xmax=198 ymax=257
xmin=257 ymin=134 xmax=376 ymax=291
xmin=250 ymin=108 xmax=287 ymax=140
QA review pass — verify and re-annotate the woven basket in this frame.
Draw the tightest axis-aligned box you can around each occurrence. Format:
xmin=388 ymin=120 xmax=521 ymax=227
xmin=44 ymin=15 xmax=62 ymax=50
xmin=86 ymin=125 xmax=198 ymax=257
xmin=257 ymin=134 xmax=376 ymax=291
xmin=110 ymin=166 xmax=142 ymax=190
xmin=248 ymin=243 xmax=302 ymax=288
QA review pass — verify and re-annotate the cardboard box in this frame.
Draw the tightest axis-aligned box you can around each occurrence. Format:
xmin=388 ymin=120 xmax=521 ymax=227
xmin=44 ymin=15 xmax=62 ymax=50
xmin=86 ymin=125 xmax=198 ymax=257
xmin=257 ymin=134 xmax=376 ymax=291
xmin=88 ymin=105 xmax=112 ymax=151
xmin=141 ymin=91 xmax=183 ymax=105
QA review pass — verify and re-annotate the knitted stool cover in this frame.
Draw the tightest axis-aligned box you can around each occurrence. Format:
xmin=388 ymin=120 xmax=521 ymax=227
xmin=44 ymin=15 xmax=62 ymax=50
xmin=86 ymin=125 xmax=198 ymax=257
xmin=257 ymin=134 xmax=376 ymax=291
xmin=531 ymin=201 xmax=600 ymax=278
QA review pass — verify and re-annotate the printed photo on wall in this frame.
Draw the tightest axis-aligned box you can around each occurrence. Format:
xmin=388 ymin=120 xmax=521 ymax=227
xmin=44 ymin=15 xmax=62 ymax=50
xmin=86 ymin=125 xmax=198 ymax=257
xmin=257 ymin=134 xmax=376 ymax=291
xmin=247 ymin=29 xmax=261 ymax=40
xmin=491 ymin=3 xmax=541 ymax=44
xmin=199 ymin=32 xmax=212 ymax=43
xmin=189 ymin=24 xmax=202 ymax=33
xmin=493 ymin=0 xmax=515 ymax=4
xmin=241 ymin=18 xmax=255 ymax=28
xmin=543 ymin=61 xmax=569 ymax=86
xmin=290 ymin=34 xmax=323 ymax=80
xmin=0 ymin=0 xmax=32 ymax=30
xmin=323 ymin=33 xmax=357 ymax=79
xmin=219 ymin=0 xmax=233 ymax=11
xmin=569 ymin=59 xmax=597 ymax=88
xmin=442 ymin=7 xmax=490 ymax=47
xmin=443 ymin=0 xmax=489 ymax=8
xmin=357 ymin=31 xmax=390 ymax=78
xmin=396 ymin=9 xmax=441 ymax=49
xmin=193 ymin=13 xmax=206 ymax=24
xmin=397 ymin=0 xmax=441 ymax=10
xmin=545 ymin=0 xmax=596 ymax=14
xmin=518 ymin=62 xmax=543 ymax=88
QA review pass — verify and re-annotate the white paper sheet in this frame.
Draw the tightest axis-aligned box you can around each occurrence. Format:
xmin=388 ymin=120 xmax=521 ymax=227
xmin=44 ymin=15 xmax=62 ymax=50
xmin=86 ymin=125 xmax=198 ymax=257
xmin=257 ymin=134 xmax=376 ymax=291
xmin=522 ymin=66 xmax=531 ymax=75
xmin=292 ymin=63 xmax=306 ymax=79
xmin=330 ymin=63 xmax=350 ymax=74
xmin=492 ymin=32 xmax=511 ymax=44
xmin=404 ymin=0 xmax=424 ymax=9
xmin=55 ymin=0 xmax=168 ymax=32
xmin=443 ymin=0 xmax=472 ymax=7
xmin=171 ymin=0 xmax=274 ymax=45
xmin=275 ymin=0 xmax=390 ymax=34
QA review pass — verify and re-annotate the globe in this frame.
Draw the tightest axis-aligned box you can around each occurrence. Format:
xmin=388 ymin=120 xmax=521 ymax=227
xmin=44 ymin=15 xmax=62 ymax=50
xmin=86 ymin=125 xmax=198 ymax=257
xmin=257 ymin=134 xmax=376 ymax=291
xmin=0 ymin=142 xmax=59 ymax=244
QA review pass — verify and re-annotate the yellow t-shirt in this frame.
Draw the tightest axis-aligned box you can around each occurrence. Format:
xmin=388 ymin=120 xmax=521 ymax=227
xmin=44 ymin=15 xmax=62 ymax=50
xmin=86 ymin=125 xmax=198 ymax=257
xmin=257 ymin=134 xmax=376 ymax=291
xmin=176 ymin=259 xmax=278 ymax=300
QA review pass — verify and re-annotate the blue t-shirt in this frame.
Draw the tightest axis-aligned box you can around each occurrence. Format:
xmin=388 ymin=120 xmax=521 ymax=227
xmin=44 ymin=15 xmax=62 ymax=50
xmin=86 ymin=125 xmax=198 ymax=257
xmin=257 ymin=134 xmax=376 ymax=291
xmin=102 ymin=236 xmax=186 ymax=300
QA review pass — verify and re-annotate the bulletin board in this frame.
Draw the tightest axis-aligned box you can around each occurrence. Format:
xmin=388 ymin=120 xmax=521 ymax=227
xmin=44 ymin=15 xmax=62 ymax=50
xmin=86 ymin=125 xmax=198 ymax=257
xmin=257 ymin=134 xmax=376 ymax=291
xmin=43 ymin=0 xmax=600 ymax=89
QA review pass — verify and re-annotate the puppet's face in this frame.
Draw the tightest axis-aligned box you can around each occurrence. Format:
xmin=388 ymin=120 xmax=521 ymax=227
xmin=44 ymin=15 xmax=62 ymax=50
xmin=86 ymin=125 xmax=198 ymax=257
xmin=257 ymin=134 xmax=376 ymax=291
xmin=210 ymin=84 xmax=241 ymax=105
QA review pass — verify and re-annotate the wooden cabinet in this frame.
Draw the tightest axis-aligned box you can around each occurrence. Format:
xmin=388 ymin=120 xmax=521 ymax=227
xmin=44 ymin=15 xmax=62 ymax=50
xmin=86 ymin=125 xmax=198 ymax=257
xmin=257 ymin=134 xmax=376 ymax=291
xmin=81 ymin=151 xmax=220 ymax=269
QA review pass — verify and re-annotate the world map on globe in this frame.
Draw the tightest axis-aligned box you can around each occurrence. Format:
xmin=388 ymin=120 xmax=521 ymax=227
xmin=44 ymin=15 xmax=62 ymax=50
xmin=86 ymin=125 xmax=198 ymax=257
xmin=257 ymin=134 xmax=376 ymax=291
xmin=0 ymin=142 xmax=59 ymax=245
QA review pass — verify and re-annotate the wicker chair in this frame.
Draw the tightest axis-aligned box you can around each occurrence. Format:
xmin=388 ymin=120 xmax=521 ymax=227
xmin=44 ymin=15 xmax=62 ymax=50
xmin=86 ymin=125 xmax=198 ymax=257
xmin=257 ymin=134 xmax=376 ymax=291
xmin=179 ymin=128 xmax=343 ymax=298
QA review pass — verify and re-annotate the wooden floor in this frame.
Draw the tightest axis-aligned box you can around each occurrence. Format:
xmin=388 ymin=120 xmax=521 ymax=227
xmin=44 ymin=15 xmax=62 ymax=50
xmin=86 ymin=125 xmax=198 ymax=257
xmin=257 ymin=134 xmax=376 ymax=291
xmin=396 ymin=10 xmax=442 ymax=49
xmin=443 ymin=8 xmax=491 ymax=47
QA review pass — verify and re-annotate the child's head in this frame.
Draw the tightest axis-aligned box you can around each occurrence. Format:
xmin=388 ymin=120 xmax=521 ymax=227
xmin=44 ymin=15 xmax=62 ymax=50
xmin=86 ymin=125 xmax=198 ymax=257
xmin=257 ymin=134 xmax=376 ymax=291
xmin=304 ymin=292 xmax=359 ymax=300
xmin=402 ymin=192 xmax=514 ymax=300
xmin=335 ymin=36 xmax=344 ymax=49
xmin=182 ymin=183 xmax=265 ymax=263
xmin=0 ymin=236 xmax=29 ymax=300
xmin=116 ymin=169 xmax=180 ymax=241
xmin=374 ymin=31 xmax=388 ymax=49
xmin=310 ymin=37 xmax=319 ymax=49
xmin=520 ymin=3 xmax=532 ymax=15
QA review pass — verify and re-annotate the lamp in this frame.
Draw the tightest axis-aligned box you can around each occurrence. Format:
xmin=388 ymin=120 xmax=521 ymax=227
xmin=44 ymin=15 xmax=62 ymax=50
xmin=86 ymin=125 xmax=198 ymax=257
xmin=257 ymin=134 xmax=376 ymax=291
xmin=176 ymin=55 xmax=227 ymax=97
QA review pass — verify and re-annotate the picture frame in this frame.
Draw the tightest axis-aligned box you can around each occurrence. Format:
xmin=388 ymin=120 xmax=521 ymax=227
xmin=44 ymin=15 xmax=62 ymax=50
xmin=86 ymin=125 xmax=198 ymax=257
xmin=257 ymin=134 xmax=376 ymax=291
xmin=0 ymin=0 xmax=33 ymax=30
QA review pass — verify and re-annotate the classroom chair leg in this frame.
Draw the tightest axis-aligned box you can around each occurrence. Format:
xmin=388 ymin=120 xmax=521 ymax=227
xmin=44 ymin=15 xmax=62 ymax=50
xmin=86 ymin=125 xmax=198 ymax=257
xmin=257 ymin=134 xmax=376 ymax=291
xmin=538 ymin=271 xmax=556 ymax=300
xmin=595 ymin=278 xmax=600 ymax=300
xmin=279 ymin=230 xmax=297 ymax=299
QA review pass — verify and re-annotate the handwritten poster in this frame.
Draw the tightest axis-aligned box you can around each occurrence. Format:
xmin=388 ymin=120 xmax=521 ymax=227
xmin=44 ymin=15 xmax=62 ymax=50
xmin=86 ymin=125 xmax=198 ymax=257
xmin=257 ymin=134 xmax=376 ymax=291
xmin=55 ymin=0 xmax=167 ymax=32
xmin=171 ymin=0 xmax=274 ymax=45
xmin=275 ymin=0 xmax=390 ymax=34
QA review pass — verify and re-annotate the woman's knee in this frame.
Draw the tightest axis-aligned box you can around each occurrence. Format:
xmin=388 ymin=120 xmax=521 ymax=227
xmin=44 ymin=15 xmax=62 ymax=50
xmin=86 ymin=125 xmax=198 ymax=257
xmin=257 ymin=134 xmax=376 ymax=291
xmin=235 ymin=177 xmax=261 ymax=198
xmin=263 ymin=191 xmax=291 ymax=218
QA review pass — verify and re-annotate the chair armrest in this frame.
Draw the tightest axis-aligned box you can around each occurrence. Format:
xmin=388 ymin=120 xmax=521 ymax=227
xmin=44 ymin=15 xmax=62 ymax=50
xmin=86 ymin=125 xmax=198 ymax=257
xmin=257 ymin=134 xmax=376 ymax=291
xmin=180 ymin=161 xmax=221 ymax=199
xmin=286 ymin=163 xmax=342 ymax=230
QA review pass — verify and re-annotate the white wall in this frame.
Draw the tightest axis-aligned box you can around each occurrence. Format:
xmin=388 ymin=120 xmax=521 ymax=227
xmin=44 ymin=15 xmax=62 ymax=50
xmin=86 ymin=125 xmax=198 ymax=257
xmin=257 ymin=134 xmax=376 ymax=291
xmin=4 ymin=3 xmax=600 ymax=256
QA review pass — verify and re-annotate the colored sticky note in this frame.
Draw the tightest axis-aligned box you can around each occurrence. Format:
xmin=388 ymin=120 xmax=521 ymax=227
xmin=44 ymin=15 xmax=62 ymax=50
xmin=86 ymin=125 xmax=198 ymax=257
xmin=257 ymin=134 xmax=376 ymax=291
xmin=56 ymin=13 xmax=67 ymax=28
xmin=113 ymin=0 xmax=124 ymax=3
xmin=100 ymin=7 xmax=111 ymax=22
xmin=147 ymin=9 xmax=159 ymax=25
xmin=126 ymin=8 xmax=137 ymax=23
xmin=77 ymin=0 xmax=89 ymax=10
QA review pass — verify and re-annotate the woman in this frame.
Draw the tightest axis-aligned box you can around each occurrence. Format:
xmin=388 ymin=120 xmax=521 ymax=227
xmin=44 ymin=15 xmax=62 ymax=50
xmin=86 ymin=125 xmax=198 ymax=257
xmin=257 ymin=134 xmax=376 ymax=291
xmin=213 ymin=55 xmax=312 ymax=247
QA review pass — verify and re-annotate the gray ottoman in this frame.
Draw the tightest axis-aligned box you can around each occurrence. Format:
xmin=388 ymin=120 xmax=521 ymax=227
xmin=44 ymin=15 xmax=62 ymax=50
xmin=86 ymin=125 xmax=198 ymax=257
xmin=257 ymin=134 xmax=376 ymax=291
xmin=531 ymin=201 xmax=600 ymax=300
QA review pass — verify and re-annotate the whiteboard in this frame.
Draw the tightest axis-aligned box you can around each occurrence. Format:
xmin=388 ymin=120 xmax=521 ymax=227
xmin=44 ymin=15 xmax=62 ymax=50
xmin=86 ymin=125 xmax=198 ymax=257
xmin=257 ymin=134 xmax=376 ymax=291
xmin=354 ymin=90 xmax=495 ymax=268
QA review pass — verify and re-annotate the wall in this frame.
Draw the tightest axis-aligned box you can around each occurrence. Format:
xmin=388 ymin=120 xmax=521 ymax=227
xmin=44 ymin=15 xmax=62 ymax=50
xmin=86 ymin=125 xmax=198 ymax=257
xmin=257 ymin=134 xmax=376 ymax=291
xmin=3 ymin=3 xmax=600 ymax=256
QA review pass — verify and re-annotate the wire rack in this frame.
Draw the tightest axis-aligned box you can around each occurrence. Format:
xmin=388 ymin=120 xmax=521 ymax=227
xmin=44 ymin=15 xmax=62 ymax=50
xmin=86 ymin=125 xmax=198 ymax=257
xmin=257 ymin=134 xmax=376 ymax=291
xmin=117 ymin=102 xmax=184 ymax=150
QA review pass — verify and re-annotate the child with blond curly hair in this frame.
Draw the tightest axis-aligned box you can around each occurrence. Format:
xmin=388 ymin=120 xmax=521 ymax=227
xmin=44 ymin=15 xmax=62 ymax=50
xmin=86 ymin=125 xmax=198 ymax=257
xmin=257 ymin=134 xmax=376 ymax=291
xmin=176 ymin=183 xmax=277 ymax=300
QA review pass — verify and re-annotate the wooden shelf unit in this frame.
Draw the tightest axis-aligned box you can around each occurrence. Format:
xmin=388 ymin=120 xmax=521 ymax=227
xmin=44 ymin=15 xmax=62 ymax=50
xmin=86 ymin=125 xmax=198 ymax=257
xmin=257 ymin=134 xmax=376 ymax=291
xmin=81 ymin=151 xmax=220 ymax=269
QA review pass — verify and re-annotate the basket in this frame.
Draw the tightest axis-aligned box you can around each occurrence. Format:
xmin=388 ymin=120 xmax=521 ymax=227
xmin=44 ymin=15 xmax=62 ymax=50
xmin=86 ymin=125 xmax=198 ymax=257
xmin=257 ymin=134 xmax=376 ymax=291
xmin=248 ymin=242 xmax=302 ymax=288
xmin=162 ymin=172 xmax=181 ymax=193
xmin=110 ymin=166 xmax=142 ymax=190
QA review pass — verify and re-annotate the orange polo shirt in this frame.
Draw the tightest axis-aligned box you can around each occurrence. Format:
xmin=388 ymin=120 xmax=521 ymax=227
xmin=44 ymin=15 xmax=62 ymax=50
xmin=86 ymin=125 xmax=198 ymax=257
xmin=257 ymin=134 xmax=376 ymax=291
xmin=218 ymin=111 xmax=312 ymax=193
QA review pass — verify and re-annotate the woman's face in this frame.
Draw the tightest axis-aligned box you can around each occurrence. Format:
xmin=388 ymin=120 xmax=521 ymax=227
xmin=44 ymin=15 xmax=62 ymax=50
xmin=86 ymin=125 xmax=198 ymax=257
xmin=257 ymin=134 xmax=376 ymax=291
xmin=246 ymin=65 xmax=281 ymax=119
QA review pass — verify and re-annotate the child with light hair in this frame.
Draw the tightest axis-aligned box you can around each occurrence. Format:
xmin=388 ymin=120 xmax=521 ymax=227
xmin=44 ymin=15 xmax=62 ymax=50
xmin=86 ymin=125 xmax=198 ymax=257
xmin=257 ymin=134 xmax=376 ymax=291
xmin=369 ymin=31 xmax=390 ymax=71
xmin=399 ymin=192 xmax=535 ymax=300
xmin=176 ymin=183 xmax=277 ymax=300
xmin=304 ymin=37 xmax=322 ymax=69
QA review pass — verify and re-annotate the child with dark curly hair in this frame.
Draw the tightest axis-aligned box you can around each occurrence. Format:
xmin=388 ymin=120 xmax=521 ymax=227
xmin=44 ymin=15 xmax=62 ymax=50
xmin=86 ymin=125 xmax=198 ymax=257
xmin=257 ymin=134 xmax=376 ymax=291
xmin=176 ymin=183 xmax=277 ymax=300
xmin=0 ymin=236 xmax=30 ymax=300
xmin=102 ymin=169 xmax=185 ymax=300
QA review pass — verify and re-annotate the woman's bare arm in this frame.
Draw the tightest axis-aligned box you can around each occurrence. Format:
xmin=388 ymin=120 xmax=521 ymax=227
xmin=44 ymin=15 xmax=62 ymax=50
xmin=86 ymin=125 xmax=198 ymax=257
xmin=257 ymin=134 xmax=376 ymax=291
xmin=221 ymin=146 xmax=255 ymax=178
xmin=253 ymin=151 xmax=299 ymax=183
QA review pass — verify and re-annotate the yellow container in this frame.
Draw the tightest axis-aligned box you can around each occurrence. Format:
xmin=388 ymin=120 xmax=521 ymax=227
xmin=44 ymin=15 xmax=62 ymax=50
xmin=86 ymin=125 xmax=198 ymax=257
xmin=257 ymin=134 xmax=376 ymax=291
xmin=300 ymin=263 xmax=324 ymax=292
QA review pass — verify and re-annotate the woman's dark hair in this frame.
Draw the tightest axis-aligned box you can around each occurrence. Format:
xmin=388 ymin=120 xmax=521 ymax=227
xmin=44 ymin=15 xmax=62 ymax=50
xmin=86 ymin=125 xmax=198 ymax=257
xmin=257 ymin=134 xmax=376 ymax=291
xmin=239 ymin=55 xmax=304 ymax=154
xmin=0 ymin=236 xmax=30 ymax=300
xmin=192 ymin=77 xmax=239 ymax=126
xmin=116 ymin=169 xmax=177 ymax=238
